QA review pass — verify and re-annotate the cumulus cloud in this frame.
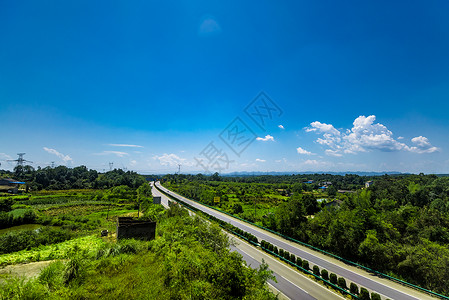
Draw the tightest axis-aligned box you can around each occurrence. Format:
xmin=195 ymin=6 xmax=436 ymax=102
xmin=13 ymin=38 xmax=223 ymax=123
xmin=43 ymin=147 xmax=73 ymax=162
xmin=107 ymin=144 xmax=143 ymax=148
xmin=154 ymin=153 xmax=192 ymax=167
xmin=256 ymin=135 xmax=275 ymax=142
xmin=296 ymin=147 xmax=314 ymax=155
xmin=255 ymin=158 xmax=266 ymax=162
xmin=306 ymin=121 xmax=341 ymax=136
xmin=306 ymin=115 xmax=439 ymax=156
xmin=130 ymin=160 xmax=137 ymax=167
xmin=278 ymin=125 xmax=285 ymax=129
xmin=95 ymin=151 xmax=129 ymax=157
xmin=408 ymin=136 xmax=439 ymax=153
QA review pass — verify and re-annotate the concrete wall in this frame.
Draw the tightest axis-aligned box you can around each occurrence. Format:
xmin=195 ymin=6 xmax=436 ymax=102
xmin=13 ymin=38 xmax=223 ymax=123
xmin=116 ymin=217 xmax=156 ymax=240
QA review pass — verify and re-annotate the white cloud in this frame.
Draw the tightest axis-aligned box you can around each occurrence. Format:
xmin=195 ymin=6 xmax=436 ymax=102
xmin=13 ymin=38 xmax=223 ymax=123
xmin=306 ymin=121 xmax=341 ymax=136
xmin=255 ymin=158 xmax=266 ymax=162
xmin=408 ymin=136 xmax=439 ymax=153
xmin=130 ymin=160 xmax=137 ymax=167
xmin=198 ymin=16 xmax=221 ymax=37
xmin=107 ymin=144 xmax=143 ymax=148
xmin=95 ymin=151 xmax=129 ymax=157
xmin=303 ymin=159 xmax=334 ymax=168
xmin=0 ymin=153 xmax=12 ymax=160
xmin=325 ymin=149 xmax=343 ymax=157
xmin=256 ymin=135 xmax=275 ymax=142
xmin=275 ymin=158 xmax=288 ymax=164
xmin=43 ymin=147 xmax=73 ymax=162
xmin=306 ymin=115 xmax=439 ymax=156
xmin=296 ymin=147 xmax=314 ymax=155
xmin=278 ymin=125 xmax=285 ymax=129
xmin=154 ymin=153 xmax=192 ymax=167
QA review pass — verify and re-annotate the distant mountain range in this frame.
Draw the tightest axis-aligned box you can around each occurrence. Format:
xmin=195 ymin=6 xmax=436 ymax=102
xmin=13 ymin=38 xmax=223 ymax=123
xmin=222 ymin=171 xmax=407 ymax=177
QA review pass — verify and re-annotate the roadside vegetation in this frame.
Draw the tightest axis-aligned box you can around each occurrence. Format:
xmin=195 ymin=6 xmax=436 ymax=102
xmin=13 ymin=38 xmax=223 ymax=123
xmin=0 ymin=204 xmax=276 ymax=300
xmin=0 ymin=166 xmax=276 ymax=299
xmin=164 ymin=173 xmax=449 ymax=295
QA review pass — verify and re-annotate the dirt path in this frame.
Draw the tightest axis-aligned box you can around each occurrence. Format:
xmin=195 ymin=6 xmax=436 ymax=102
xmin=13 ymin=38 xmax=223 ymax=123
xmin=0 ymin=260 xmax=55 ymax=280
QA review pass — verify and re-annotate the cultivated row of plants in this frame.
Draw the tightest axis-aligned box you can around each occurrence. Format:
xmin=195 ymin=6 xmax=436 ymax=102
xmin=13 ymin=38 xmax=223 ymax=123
xmin=260 ymin=240 xmax=384 ymax=300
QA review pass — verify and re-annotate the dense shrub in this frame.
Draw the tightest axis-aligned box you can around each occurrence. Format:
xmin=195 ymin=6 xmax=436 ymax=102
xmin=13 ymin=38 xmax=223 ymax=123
xmin=283 ymin=250 xmax=290 ymax=260
xmin=337 ymin=277 xmax=347 ymax=289
xmin=0 ymin=227 xmax=74 ymax=254
xmin=321 ymin=269 xmax=329 ymax=280
xmin=329 ymin=273 xmax=337 ymax=284
xmin=302 ymin=260 xmax=309 ymax=270
xmin=371 ymin=293 xmax=381 ymax=300
xmin=360 ymin=288 xmax=370 ymax=300
xmin=296 ymin=257 xmax=302 ymax=267
xmin=273 ymin=247 xmax=278 ymax=255
xmin=313 ymin=265 xmax=320 ymax=276
xmin=279 ymin=249 xmax=284 ymax=257
xmin=289 ymin=253 xmax=295 ymax=263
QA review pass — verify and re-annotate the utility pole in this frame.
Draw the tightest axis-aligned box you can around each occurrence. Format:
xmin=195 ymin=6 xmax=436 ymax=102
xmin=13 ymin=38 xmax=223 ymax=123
xmin=8 ymin=153 xmax=33 ymax=167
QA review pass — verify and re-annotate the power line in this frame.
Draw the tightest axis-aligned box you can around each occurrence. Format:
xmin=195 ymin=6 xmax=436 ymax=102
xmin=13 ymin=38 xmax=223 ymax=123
xmin=7 ymin=153 xmax=33 ymax=167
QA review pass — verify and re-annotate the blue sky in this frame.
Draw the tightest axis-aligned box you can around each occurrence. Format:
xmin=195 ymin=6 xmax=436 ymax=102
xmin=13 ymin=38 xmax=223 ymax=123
xmin=1 ymin=1 xmax=449 ymax=174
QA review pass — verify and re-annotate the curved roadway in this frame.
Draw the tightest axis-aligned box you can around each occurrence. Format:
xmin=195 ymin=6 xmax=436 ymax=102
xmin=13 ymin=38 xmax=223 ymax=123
xmin=151 ymin=182 xmax=343 ymax=300
xmin=155 ymin=182 xmax=438 ymax=300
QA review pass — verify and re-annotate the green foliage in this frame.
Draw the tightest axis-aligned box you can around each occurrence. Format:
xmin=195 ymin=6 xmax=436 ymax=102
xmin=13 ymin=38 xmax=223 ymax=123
xmin=371 ymin=292 xmax=381 ymax=300
xmin=289 ymin=253 xmax=295 ymax=263
xmin=329 ymin=273 xmax=337 ymax=284
xmin=296 ymin=256 xmax=302 ymax=267
xmin=0 ymin=276 xmax=50 ymax=299
xmin=350 ymin=282 xmax=359 ymax=294
xmin=0 ymin=210 xmax=277 ymax=299
xmin=337 ymin=277 xmax=347 ymax=289
xmin=163 ymin=173 xmax=449 ymax=294
xmin=38 ymin=260 xmax=65 ymax=290
xmin=3 ymin=165 xmax=145 ymax=191
xmin=233 ymin=203 xmax=243 ymax=214
xmin=313 ymin=265 xmax=320 ymax=276
xmin=321 ymin=269 xmax=329 ymax=280
xmin=360 ymin=287 xmax=370 ymax=300
xmin=0 ymin=197 xmax=14 ymax=212
xmin=302 ymin=260 xmax=309 ymax=270
xmin=0 ymin=227 xmax=74 ymax=254
xmin=63 ymin=255 xmax=85 ymax=285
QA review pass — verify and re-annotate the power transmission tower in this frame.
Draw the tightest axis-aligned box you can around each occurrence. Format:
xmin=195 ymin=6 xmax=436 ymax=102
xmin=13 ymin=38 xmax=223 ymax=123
xmin=51 ymin=161 xmax=55 ymax=168
xmin=109 ymin=162 xmax=114 ymax=171
xmin=8 ymin=153 xmax=33 ymax=167
xmin=177 ymin=164 xmax=181 ymax=174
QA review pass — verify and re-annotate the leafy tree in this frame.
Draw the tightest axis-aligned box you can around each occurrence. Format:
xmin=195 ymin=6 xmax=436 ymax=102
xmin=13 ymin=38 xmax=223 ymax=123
xmin=337 ymin=277 xmax=347 ymax=289
xmin=359 ymin=287 xmax=370 ymax=300
xmin=350 ymin=282 xmax=359 ymax=294
xmin=321 ymin=269 xmax=329 ymax=280
xmin=137 ymin=183 xmax=152 ymax=217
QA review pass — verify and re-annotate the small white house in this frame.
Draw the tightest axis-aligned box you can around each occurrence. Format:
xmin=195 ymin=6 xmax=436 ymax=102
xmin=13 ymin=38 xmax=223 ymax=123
xmin=365 ymin=181 xmax=374 ymax=188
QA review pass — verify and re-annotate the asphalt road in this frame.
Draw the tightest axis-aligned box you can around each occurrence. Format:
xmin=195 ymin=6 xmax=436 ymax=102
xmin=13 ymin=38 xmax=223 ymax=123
xmin=151 ymin=182 xmax=344 ymax=300
xmin=155 ymin=182 xmax=439 ymax=300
